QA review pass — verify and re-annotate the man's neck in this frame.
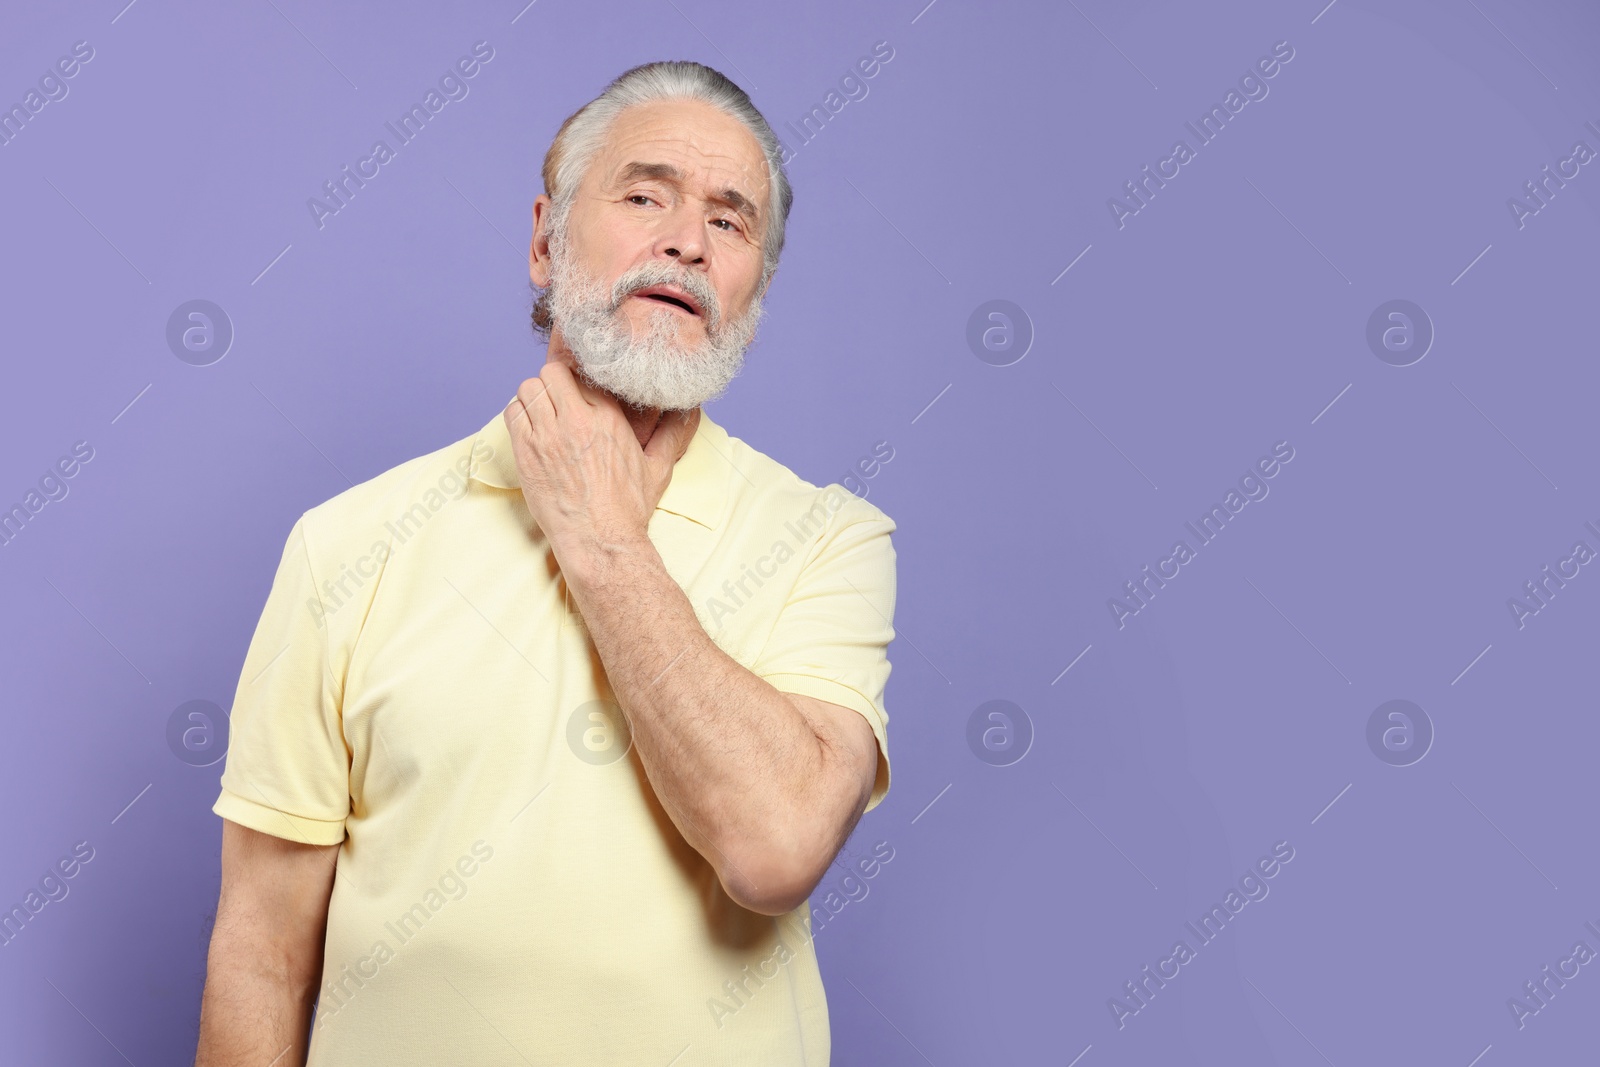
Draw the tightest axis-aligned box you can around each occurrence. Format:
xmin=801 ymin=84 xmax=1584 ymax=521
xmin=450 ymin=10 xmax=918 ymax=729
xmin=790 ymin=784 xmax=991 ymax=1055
xmin=618 ymin=400 xmax=666 ymax=450
xmin=544 ymin=337 xmax=664 ymax=449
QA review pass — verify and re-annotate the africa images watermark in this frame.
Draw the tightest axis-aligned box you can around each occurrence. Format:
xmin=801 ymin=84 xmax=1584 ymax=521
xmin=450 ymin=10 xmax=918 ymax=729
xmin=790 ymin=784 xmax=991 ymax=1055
xmin=1506 ymin=917 xmax=1600 ymax=1030
xmin=705 ymin=838 xmax=896 ymax=1030
xmin=0 ymin=39 xmax=95 ymax=149
xmin=305 ymin=438 xmax=494 ymax=628
xmin=1506 ymin=119 xmax=1600 ymax=231
xmin=1108 ymin=39 xmax=1297 ymax=229
xmin=774 ymin=40 xmax=896 ymax=166
xmin=1 ymin=440 xmax=96 ymax=551
xmin=314 ymin=840 xmax=495 ymax=1031
xmin=1109 ymin=840 xmax=1296 ymax=1029
xmin=840 ymin=438 xmax=895 ymax=501
xmin=1506 ymin=519 xmax=1600 ymax=630
xmin=307 ymin=41 xmax=496 ymax=229
xmin=0 ymin=840 xmax=96 ymax=949
xmin=700 ymin=483 xmax=857 ymax=632
xmin=807 ymin=836 xmax=897 ymax=940
xmin=1108 ymin=441 xmax=1296 ymax=629
xmin=700 ymin=439 xmax=893 ymax=633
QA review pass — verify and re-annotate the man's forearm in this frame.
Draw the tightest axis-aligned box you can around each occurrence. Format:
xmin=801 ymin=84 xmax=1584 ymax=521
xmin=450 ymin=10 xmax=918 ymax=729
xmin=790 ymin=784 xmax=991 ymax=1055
xmin=196 ymin=823 xmax=336 ymax=1067
xmin=563 ymin=535 xmax=837 ymax=911
xmin=194 ymin=953 xmax=317 ymax=1066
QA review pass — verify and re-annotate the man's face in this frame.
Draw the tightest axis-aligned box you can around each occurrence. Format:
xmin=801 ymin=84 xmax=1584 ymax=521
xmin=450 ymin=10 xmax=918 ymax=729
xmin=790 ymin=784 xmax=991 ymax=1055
xmin=532 ymin=98 xmax=774 ymax=412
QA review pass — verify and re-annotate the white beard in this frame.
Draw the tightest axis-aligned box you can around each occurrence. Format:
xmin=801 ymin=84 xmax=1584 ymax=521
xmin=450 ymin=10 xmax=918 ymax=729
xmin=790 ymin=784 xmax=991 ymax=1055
xmin=545 ymin=237 xmax=766 ymax=412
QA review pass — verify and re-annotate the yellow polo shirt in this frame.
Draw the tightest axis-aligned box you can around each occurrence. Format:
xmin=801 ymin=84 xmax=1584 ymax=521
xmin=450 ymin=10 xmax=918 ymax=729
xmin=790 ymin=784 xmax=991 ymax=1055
xmin=213 ymin=401 xmax=896 ymax=1066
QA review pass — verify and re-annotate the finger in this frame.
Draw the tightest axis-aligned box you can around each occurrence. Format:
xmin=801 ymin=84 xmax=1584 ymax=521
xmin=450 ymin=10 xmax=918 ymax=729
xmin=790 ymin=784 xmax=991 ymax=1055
xmin=538 ymin=359 xmax=589 ymax=415
xmin=502 ymin=400 xmax=529 ymax=448
xmin=513 ymin=377 xmax=555 ymax=427
xmin=567 ymin=369 xmax=627 ymax=422
xmin=550 ymin=361 xmax=636 ymax=435
xmin=554 ymin=359 xmax=607 ymax=408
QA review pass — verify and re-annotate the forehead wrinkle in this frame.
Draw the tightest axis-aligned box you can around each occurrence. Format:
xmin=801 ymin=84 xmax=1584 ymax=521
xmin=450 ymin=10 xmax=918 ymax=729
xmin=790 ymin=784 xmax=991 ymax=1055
xmin=615 ymin=160 xmax=683 ymax=185
xmin=597 ymin=106 xmax=769 ymax=212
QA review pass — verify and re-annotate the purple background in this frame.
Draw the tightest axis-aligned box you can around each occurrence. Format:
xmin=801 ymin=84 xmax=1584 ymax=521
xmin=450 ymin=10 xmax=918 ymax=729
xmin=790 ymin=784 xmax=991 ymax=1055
xmin=3 ymin=0 xmax=1598 ymax=1063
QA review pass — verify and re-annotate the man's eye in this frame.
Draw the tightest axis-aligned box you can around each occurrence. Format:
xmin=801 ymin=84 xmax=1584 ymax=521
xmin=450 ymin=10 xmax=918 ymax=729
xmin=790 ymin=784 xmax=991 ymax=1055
xmin=713 ymin=218 xmax=740 ymax=232
xmin=627 ymin=195 xmax=654 ymax=206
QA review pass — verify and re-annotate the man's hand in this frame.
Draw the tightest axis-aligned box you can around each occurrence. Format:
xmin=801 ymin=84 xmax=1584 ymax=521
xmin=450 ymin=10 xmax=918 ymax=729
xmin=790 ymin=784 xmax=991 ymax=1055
xmin=503 ymin=361 xmax=700 ymax=564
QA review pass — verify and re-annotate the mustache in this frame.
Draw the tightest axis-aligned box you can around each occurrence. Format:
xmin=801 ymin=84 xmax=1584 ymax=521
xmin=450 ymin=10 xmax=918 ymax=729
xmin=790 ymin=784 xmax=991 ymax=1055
xmin=608 ymin=264 xmax=721 ymax=329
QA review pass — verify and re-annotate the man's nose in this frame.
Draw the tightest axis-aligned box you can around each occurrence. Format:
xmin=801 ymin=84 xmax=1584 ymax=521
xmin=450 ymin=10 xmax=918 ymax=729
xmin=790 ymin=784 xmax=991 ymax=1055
xmin=653 ymin=206 xmax=708 ymax=265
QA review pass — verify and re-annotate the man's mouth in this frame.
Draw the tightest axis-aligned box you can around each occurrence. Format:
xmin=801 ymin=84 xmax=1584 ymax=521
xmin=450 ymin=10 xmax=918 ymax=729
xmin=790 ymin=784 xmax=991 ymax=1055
xmin=630 ymin=285 xmax=704 ymax=318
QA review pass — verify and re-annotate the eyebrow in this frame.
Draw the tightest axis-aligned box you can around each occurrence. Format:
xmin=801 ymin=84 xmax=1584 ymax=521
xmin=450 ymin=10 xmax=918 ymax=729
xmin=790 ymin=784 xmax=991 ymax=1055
xmin=614 ymin=161 xmax=761 ymax=226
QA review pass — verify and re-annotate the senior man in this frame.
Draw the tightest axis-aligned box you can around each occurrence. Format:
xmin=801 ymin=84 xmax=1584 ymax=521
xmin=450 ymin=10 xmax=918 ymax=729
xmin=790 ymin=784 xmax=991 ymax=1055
xmin=194 ymin=61 xmax=898 ymax=1066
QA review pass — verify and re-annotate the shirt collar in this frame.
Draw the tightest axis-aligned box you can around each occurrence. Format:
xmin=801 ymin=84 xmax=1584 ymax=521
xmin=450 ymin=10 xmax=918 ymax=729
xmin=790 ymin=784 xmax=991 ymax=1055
xmin=467 ymin=399 xmax=731 ymax=531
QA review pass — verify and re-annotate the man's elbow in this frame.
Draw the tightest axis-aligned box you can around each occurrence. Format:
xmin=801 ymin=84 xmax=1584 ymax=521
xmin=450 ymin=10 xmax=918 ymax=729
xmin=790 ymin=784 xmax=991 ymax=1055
xmin=718 ymin=710 xmax=875 ymax=916
xmin=720 ymin=843 xmax=825 ymax=917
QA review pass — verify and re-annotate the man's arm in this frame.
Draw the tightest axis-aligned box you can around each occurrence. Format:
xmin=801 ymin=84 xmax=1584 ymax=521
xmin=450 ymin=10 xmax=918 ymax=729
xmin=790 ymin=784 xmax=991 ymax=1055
xmin=195 ymin=820 xmax=339 ymax=1067
xmin=565 ymin=537 xmax=880 ymax=917
xmin=501 ymin=365 xmax=885 ymax=916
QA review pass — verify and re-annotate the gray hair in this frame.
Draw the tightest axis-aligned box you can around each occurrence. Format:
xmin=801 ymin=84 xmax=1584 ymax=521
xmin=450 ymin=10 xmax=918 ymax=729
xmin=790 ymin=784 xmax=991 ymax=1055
xmin=531 ymin=61 xmax=792 ymax=336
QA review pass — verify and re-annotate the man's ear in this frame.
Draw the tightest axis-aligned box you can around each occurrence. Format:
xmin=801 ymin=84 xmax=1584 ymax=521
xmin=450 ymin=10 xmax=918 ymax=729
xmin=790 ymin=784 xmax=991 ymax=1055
xmin=758 ymin=266 xmax=778 ymax=301
xmin=529 ymin=193 xmax=554 ymax=288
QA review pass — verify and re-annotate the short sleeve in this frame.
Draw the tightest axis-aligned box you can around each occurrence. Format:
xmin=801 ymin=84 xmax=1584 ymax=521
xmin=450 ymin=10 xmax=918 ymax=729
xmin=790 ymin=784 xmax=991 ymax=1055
xmin=213 ymin=516 xmax=351 ymax=845
xmin=753 ymin=500 xmax=897 ymax=813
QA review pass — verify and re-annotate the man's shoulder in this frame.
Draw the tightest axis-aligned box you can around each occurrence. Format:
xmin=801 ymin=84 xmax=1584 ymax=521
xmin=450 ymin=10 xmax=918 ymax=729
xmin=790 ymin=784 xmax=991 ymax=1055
xmin=714 ymin=418 xmax=896 ymax=535
xmin=293 ymin=425 xmax=481 ymax=553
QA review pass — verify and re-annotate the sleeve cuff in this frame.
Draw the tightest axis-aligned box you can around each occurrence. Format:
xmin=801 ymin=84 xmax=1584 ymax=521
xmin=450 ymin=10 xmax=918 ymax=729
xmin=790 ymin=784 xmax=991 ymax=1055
xmin=213 ymin=788 xmax=347 ymax=846
xmin=761 ymin=672 xmax=891 ymax=813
